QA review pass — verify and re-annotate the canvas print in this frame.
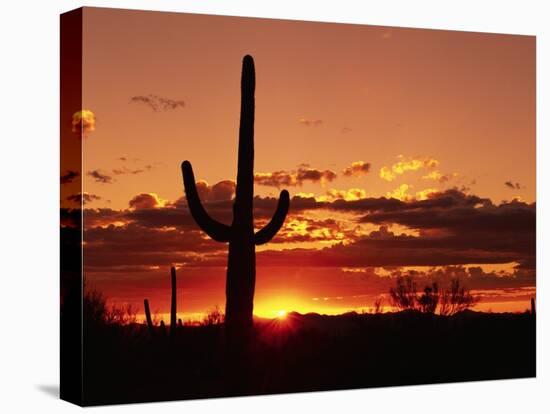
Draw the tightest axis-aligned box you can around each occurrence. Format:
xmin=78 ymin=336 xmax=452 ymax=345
xmin=60 ymin=7 xmax=536 ymax=406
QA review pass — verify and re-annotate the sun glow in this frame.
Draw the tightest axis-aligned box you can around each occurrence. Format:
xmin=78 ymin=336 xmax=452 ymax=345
xmin=277 ymin=310 xmax=288 ymax=319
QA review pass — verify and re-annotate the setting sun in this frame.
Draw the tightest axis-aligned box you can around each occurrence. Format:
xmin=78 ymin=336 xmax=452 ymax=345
xmin=277 ymin=310 xmax=288 ymax=319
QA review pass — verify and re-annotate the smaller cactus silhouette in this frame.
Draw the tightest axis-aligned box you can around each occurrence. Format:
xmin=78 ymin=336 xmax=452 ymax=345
xmin=143 ymin=267 xmax=180 ymax=337
xmin=530 ymin=297 xmax=536 ymax=316
xmin=170 ymin=266 xmax=177 ymax=336
xmin=143 ymin=298 xmax=154 ymax=335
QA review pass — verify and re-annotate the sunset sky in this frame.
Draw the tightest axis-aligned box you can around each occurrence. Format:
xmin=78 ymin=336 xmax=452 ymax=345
xmin=62 ymin=7 xmax=536 ymax=320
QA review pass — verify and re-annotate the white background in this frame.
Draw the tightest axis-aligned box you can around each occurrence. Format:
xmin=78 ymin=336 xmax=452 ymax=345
xmin=0 ymin=0 xmax=547 ymax=412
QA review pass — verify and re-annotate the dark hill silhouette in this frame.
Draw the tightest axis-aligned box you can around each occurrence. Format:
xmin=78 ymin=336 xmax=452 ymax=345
xmin=82 ymin=305 xmax=535 ymax=406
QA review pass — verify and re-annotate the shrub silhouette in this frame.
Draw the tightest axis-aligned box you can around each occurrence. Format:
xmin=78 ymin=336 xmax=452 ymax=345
xmin=417 ymin=283 xmax=440 ymax=314
xmin=439 ymin=279 xmax=478 ymax=315
xmin=389 ymin=277 xmax=477 ymax=315
xmin=84 ymin=289 xmax=137 ymax=326
xmin=181 ymin=55 xmax=290 ymax=342
xmin=203 ymin=306 xmax=225 ymax=326
xmin=389 ymin=276 xmax=418 ymax=311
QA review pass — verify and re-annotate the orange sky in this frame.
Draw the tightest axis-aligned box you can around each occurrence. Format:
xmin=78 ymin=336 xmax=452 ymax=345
xmin=61 ymin=7 xmax=536 ymax=320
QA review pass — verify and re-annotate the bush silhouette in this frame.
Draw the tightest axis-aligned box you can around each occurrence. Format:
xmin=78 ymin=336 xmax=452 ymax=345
xmin=389 ymin=276 xmax=418 ymax=311
xmin=389 ymin=277 xmax=477 ymax=315
xmin=439 ymin=279 xmax=478 ymax=315
xmin=417 ymin=283 xmax=440 ymax=314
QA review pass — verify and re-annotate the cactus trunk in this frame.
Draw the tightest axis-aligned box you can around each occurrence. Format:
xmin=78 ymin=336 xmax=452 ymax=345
xmin=144 ymin=298 xmax=154 ymax=335
xmin=225 ymin=55 xmax=256 ymax=335
xmin=170 ymin=266 xmax=177 ymax=336
xmin=181 ymin=55 xmax=290 ymax=343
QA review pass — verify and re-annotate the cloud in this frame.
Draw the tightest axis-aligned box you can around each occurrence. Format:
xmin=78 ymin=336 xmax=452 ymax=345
xmin=168 ymin=180 xmax=236 ymax=205
xmin=298 ymin=118 xmax=323 ymax=127
xmin=87 ymin=170 xmax=113 ymax=184
xmin=341 ymin=127 xmax=352 ymax=134
xmin=61 ymin=170 xmax=79 ymax=184
xmin=386 ymin=184 xmax=411 ymax=201
xmin=359 ymin=191 xmax=535 ymax=240
xmin=379 ymin=155 xmax=439 ymax=182
xmin=386 ymin=184 xmax=438 ymax=202
xmin=112 ymin=165 xmax=153 ymax=175
xmin=66 ymin=192 xmax=101 ymax=205
xmin=83 ymin=224 xmax=223 ymax=271
xmin=79 ymin=187 xmax=535 ymax=276
xmin=71 ymin=109 xmax=96 ymax=137
xmin=130 ymin=94 xmax=185 ymax=112
xmin=422 ymin=171 xmax=456 ymax=183
xmin=257 ymin=206 xmax=535 ymax=268
xmin=129 ymin=193 xmax=166 ymax=210
xmin=505 ymin=181 xmax=523 ymax=190
xmin=274 ymin=216 xmax=350 ymax=244
xmin=321 ymin=188 xmax=367 ymax=202
xmin=194 ymin=180 xmax=236 ymax=202
xmin=254 ymin=167 xmax=337 ymax=188
xmin=342 ymin=161 xmax=371 ymax=177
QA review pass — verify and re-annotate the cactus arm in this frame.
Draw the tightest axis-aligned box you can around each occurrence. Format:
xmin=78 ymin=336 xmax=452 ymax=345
xmin=254 ymin=190 xmax=290 ymax=245
xmin=181 ymin=160 xmax=231 ymax=242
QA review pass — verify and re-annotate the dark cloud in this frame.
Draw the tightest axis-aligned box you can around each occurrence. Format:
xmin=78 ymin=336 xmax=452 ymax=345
xmin=81 ymin=187 xmax=535 ymax=274
xmin=196 ymin=180 xmax=236 ymax=202
xmin=112 ymin=165 xmax=153 ymax=175
xmin=87 ymin=170 xmax=113 ymax=184
xmin=359 ymin=193 xmax=535 ymax=235
xmin=298 ymin=118 xmax=323 ymax=127
xmin=66 ymin=192 xmax=101 ymax=205
xmin=256 ymin=221 xmax=533 ymax=269
xmin=342 ymin=161 xmax=371 ymax=177
xmin=254 ymin=168 xmax=337 ymax=188
xmin=343 ymin=265 xmax=534 ymax=293
xmin=61 ymin=208 xmax=81 ymax=228
xmin=60 ymin=170 xmax=79 ymax=184
xmin=130 ymin=94 xmax=185 ymax=112
xmin=83 ymin=223 xmax=223 ymax=270
xmin=505 ymin=181 xmax=522 ymax=190
xmin=341 ymin=127 xmax=352 ymax=134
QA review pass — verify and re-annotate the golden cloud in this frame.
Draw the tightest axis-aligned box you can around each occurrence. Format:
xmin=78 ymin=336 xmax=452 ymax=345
xmin=386 ymin=184 xmax=437 ymax=201
xmin=129 ymin=193 xmax=167 ymax=210
xmin=422 ymin=170 xmax=456 ymax=183
xmin=379 ymin=155 xmax=439 ymax=182
xmin=71 ymin=109 xmax=96 ymax=137
xmin=322 ymin=188 xmax=367 ymax=202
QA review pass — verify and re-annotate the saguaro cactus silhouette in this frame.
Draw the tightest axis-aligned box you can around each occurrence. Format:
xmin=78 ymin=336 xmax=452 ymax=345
xmin=170 ymin=266 xmax=177 ymax=337
xmin=181 ymin=55 xmax=290 ymax=340
xmin=143 ymin=298 xmax=154 ymax=335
